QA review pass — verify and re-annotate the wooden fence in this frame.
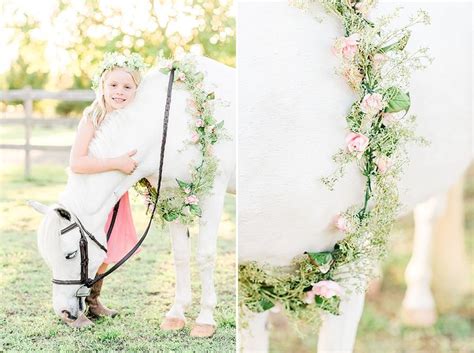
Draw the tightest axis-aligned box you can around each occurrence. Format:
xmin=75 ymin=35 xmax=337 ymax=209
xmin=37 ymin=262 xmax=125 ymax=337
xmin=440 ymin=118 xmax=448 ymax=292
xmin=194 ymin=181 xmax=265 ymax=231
xmin=0 ymin=86 xmax=95 ymax=178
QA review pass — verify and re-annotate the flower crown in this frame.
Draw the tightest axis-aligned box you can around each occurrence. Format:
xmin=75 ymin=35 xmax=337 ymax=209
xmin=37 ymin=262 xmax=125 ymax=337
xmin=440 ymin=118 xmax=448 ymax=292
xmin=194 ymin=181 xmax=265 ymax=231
xmin=91 ymin=52 xmax=148 ymax=90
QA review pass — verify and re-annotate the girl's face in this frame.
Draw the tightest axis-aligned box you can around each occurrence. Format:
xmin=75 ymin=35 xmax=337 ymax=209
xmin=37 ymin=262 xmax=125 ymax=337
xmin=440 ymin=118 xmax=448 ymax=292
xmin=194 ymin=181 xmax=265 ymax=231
xmin=103 ymin=69 xmax=138 ymax=112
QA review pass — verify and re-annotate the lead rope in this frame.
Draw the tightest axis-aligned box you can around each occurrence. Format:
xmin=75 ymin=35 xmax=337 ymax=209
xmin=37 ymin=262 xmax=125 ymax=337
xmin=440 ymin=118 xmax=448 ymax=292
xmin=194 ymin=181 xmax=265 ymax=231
xmin=106 ymin=201 xmax=120 ymax=242
xmin=87 ymin=68 xmax=176 ymax=287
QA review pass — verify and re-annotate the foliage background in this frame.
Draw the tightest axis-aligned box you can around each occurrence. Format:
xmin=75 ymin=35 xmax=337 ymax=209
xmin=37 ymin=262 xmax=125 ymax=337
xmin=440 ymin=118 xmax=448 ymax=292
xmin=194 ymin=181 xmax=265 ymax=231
xmin=0 ymin=0 xmax=235 ymax=116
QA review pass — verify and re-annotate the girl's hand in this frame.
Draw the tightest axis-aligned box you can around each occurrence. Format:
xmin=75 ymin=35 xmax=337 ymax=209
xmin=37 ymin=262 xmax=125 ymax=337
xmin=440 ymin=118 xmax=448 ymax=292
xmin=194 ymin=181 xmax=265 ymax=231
xmin=116 ymin=149 xmax=138 ymax=175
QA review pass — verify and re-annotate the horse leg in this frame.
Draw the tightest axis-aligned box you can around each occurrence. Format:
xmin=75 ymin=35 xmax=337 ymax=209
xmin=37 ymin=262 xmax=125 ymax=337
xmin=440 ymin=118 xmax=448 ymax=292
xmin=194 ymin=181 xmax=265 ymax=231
xmin=161 ymin=222 xmax=191 ymax=330
xmin=190 ymin=179 xmax=227 ymax=337
xmin=317 ymin=291 xmax=365 ymax=353
xmin=431 ymin=179 xmax=470 ymax=311
xmin=239 ymin=309 xmax=270 ymax=352
xmin=401 ymin=194 xmax=445 ymax=326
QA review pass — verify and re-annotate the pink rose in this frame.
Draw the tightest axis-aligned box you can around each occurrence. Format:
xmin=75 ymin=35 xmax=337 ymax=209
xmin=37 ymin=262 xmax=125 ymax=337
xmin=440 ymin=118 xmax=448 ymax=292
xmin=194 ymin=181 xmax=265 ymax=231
xmin=186 ymin=98 xmax=197 ymax=111
xmin=333 ymin=213 xmax=350 ymax=232
xmin=191 ymin=132 xmax=200 ymax=144
xmin=382 ymin=111 xmax=404 ymax=126
xmin=177 ymin=72 xmax=186 ymax=82
xmin=270 ymin=303 xmax=282 ymax=313
xmin=312 ymin=280 xmax=344 ymax=299
xmin=195 ymin=119 xmax=204 ymax=127
xmin=345 ymin=132 xmax=369 ymax=155
xmin=375 ymin=155 xmax=391 ymax=174
xmin=332 ymin=33 xmax=361 ymax=60
xmin=360 ymin=93 xmax=386 ymax=116
xmin=185 ymin=195 xmax=199 ymax=205
xmin=304 ymin=290 xmax=316 ymax=304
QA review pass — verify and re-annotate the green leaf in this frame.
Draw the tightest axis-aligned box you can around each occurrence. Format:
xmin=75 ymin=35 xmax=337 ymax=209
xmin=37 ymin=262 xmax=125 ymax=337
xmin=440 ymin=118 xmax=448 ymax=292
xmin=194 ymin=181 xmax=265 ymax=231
xmin=176 ymin=179 xmax=191 ymax=190
xmin=189 ymin=204 xmax=202 ymax=217
xmin=215 ymin=120 xmax=225 ymax=129
xmin=378 ymin=32 xmax=411 ymax=53
xmin=209 ymin=134 xmax=218 ymax=145
xmin=314 ymin=296 xmax=341 ymax=315
xmin=385 ymin=87 xmax=410 ymax=113
xmin=163 ymin=211 xmax=179 ymax=222
xmin=306 ymin=252 xmax=333 ymax=266
xmin=206 ymin=92 xmax=215 ymax=100
xmin=306 ymin=251 xmax=334 ymax=274
xmin=259 ymin=298 xmax=275 ymax=311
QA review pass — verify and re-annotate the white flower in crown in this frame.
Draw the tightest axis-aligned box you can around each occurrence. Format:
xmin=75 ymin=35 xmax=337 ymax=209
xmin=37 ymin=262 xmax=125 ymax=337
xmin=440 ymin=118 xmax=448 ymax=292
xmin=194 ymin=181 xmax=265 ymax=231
xmin=91 ymin=52 xmax=148 ymax=90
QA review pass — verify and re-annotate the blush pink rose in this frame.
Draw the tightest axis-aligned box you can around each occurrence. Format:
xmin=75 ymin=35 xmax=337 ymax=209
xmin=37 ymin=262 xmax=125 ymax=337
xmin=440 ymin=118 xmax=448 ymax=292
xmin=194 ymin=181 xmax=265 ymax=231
xmin=177 ymin=72 xmax=186 ymax=82
xmin=333 ymin=213 xmax=350 ymax=232
xmin=360 ymin=93 xmax=386 ymax=116
xmin=312 ymin=280 xmax=344 ymax=299
xmin=185 ymin=195 xmax=199 ymax=205
xmin=186 ymin=99 xmax=198 ymax=115
xmin=304 ymin=290 xmax=317 ymax=304
xmin=332 ymin=33 xmax=361 ymax=60
xmin=375 ymin=155 xmax=391 ymax=174
xmin=195 ymin=119 xmax=204 ymax=127
xmin=382 ymin=111 xmax=404 ymax=126
xmin=345 ymin=132 xmax=369 ymax=154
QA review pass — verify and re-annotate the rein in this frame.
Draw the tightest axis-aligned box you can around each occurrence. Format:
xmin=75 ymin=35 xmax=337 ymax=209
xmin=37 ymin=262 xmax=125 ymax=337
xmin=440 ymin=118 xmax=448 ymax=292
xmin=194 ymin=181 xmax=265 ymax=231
xmin=53 ymin=68 xmax=176 ymax=301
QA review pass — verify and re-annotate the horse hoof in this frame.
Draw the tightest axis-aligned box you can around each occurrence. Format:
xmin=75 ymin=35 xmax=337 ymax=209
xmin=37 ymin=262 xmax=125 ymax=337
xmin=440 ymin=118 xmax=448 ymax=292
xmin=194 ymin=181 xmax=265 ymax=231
xmin=61 ymin=311 xmax=94 ymax=329
xmin=190 ymin=323 xmax=216 ymax=338
xmin=160 ymin=317 xmax=186 ymax=331
xmin=401 ymin=307 xmax=437 ymax=327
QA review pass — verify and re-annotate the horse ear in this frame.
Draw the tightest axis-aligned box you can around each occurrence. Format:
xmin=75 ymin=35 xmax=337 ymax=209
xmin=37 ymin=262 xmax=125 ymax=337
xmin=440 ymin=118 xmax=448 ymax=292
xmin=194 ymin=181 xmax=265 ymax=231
xmin=54 ymin=208 xmax=71 ymax=221
xmin=28 ymin=200 xmax=50 ymax=214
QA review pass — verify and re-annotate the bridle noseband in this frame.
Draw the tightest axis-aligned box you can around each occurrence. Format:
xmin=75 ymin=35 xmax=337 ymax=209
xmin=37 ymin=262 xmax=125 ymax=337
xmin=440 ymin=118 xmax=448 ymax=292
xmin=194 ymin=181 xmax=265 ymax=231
xmin=52 ymin=68 xmax=176 ymax=312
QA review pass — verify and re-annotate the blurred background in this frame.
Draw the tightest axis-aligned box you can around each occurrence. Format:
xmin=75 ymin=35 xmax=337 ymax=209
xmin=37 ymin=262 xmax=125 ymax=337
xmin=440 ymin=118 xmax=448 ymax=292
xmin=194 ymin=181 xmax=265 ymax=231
xmin=0 ymin=0 xmax=235 ymax=351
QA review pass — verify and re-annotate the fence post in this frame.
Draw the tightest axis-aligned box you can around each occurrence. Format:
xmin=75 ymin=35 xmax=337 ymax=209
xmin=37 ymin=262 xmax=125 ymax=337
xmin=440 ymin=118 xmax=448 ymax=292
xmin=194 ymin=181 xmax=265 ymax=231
xmin=24 ymin=86 xmax=32 ymax=179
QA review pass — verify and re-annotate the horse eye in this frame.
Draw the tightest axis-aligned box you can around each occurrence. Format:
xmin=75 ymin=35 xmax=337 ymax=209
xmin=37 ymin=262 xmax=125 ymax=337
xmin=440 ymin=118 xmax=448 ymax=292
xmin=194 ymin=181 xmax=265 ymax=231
xmin=65 ymin=250 xmax=78 ymax=259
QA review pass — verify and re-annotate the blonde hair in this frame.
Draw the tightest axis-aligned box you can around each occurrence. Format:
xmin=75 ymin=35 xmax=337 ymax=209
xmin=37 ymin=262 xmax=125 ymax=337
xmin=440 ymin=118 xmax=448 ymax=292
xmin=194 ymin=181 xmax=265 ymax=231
xmin=84 ymin=68 xmax=142 ymax=128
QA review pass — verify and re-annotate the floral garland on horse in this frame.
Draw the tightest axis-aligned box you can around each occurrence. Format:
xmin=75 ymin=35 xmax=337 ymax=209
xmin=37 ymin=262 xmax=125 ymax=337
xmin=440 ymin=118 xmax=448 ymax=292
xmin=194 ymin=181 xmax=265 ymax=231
xmin=135 ymin=55 xmax=228 ymax=225
xmin=239 ymin=0 xmax=432 ymax=325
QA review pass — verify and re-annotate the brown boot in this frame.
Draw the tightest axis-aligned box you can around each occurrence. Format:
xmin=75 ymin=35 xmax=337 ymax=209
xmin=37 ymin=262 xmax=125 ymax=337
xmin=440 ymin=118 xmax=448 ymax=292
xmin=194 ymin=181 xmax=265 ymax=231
xmin=85 ymin=279 xmax=118 ymax=318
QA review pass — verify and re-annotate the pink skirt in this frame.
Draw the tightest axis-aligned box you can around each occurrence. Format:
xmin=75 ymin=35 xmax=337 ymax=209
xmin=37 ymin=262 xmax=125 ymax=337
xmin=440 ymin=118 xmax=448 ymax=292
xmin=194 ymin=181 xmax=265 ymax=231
xmin=103 ymin=191 xmax=141 ymax=264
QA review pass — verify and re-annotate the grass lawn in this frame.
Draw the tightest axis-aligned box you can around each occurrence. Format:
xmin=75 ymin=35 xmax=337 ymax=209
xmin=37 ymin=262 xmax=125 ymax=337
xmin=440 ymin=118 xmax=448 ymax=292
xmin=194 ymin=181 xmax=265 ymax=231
xmin=0 ymin=164 xmax=236 ymax=352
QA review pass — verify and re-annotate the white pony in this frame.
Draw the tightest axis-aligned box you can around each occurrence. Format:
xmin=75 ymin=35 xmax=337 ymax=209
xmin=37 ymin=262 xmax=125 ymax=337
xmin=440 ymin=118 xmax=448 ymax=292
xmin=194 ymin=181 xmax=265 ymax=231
xmin=238 ymin=1 xmax=471 ymax=351
xmin=30 ymin=56 xmax=235 ymax=333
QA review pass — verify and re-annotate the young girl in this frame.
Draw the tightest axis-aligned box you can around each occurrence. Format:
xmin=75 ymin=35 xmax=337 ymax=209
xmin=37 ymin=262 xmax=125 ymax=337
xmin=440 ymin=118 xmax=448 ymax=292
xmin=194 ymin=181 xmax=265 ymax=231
xmin=69 ymin=52 xmax=147 ymax=317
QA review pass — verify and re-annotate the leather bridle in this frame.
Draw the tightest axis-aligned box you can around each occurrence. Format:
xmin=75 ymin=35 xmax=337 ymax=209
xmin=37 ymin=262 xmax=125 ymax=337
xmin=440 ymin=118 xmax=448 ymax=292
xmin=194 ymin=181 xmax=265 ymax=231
xmin=52 ymin=68 xmax=176 ymax=311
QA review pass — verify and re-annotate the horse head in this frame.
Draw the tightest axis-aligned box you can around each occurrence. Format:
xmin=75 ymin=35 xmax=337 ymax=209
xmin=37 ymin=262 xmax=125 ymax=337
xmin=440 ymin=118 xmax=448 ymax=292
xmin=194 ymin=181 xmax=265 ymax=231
xmin=29 ymin=200 xmax=105 ymax=328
